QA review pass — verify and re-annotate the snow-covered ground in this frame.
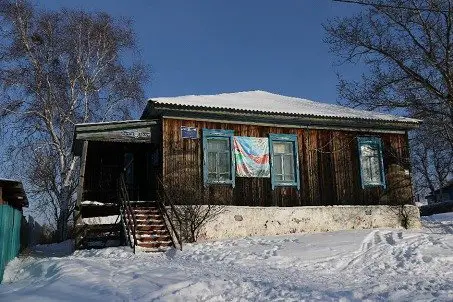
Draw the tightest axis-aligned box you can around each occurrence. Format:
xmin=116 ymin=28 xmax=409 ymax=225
xmin=1 ymin=214 xmax=453 ymax=301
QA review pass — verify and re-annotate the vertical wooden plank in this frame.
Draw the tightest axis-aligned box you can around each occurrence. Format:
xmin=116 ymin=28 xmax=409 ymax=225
xmin=75 ymin=140 xmax=88 ymax=249
xmin=328 ymin=131 xmax=337 ymax=205
xmin=296 ymin=128 xmax=305 ymax=207
xmin=403 ymin=131 xmax=414 ymax=204
xmin=343 ymin=132 xmax=355 ymax=203
xmin=300 ymin=128 xmax=310 ymax=206
xmin=161 ymin=118 xmax=167 ymax=188
xmin=305 ymin=129 xmax=319 ymax=205
xmin=317 ymin=130 xmax=333 ymax=205
xmin=160 ymin=118 xmax=414 ymax=208
xmin=350 ymin=131 xmax=362 ymax=205
xmin=332 ymin=131 xmax=342 ymax=204
xmin=332 ymin=131 xmax=354 ymax=205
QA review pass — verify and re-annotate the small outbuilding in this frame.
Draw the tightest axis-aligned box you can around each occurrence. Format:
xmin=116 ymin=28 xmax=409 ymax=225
xmin=73 ymin=91 xmax=422 ymax=251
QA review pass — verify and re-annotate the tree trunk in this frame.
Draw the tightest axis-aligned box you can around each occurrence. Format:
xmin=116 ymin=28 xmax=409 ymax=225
xmin=56 ymin=210 xmax=68 ymax=242
xmin=57 ymin=185 xmax=71 ymax=242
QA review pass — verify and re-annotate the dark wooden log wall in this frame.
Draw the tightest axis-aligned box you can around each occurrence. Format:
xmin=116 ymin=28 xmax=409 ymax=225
xmin=162 ymin=118 xmax=413 ymax=207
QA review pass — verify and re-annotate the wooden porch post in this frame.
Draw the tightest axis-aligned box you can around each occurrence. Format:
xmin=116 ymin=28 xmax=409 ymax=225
xmin=74 ymin=140 xmax=89 ymax=249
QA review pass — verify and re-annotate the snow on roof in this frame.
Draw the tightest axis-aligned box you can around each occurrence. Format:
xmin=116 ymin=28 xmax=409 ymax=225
xmin=150 ymin=90 xmax=420 ymax=124
xmin=75 ymin=120 xmax=155 ymax=127
xmin=0 ymin=178 xmax=21 ymax=183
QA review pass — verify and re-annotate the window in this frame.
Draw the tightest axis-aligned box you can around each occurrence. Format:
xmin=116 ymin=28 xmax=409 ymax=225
xmin=358 ymin=137 xmax=386 ymax=188
xmin=269 ymin=134 xmax=300 ymax=189
xmin=203 ymin=129 xmax=235 ymax=186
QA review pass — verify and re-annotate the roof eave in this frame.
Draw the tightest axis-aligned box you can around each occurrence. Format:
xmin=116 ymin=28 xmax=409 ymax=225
xmin=72 ymin=119 xmax=159 ymax=155
xmin=144 ymin=103 xmax=421 ymax=131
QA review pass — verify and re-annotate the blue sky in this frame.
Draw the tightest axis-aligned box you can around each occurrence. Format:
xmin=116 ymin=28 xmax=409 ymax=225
xmin=6 ymin=1 xmax=366 ymax=222
xmin=38 ymin=0 xmax=362 ymax=105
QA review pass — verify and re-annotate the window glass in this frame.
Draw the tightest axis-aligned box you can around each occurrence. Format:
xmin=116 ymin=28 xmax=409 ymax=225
xmin=358 ymin=138 xmax=385 ymax=188
xmin=274 ymin=154 xmax=283 ymax=174
xmin=273 ymin=142 xmax=289 ymax=154
xmin=218 ymin=152 xmax=229 ymax=172
xmin=206 ymin=137 xmax=231 ymax=183
xmin=283 ymin=155 xmax=295 ymax=181
xmin=208 ymin=152 xmax=217 ymax=180
xmin=370 ymin=158 xmax=381 ymax=183
xmin=360 ymin=145 xmax=380 ymax=184
xmin=203 ymin=129 xmax=235 ymax=186
xmin=208 ymin=139 xmax=228 ymax=152
xmin=274 ymin=142 xmax=292 ymax=154
xmin=272 ymin=141 xmax=296 ymax=183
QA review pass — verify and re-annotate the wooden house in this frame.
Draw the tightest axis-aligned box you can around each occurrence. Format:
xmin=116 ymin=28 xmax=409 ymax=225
xmin=73 ymin=91 xmax=422 ymax=252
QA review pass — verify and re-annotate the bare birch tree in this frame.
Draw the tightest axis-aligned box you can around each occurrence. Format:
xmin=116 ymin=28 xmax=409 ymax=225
xmin=324 ymin=0 xmax=453 ymax=200
xmin=0 ymin=0 xmax=148 ymax=240
xmin=411 ymin=121 xmax=453 ymax=201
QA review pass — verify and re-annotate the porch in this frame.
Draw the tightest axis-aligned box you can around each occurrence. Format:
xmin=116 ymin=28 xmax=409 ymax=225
xmin=73 ymin=120 xmax=181 ymax=252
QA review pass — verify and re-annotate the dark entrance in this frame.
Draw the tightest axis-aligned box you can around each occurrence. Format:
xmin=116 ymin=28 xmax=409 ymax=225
xmin=84 ymin=141 xmax=159 ymax=203
xmin=123 ymin=143 xmax=159 ymax=201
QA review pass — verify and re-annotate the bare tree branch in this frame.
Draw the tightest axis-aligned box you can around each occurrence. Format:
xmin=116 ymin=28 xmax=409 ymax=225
xmin=325 ymin=0 xmax=453 ymax=199
xmin=0 ymin=0 xmax=149 ymax=241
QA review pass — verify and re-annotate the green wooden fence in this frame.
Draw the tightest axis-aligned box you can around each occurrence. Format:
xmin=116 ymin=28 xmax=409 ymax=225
xmin=0 ymin=205 xmax=23 ymax=283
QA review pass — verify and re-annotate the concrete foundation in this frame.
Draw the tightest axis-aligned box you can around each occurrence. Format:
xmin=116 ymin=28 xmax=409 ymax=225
xmin=198 ymin=205 xmax=421 ymax=241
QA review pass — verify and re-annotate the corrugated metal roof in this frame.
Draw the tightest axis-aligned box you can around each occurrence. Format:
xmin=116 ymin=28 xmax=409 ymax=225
xmin=150 ymin=90 xmax=421 ymax=124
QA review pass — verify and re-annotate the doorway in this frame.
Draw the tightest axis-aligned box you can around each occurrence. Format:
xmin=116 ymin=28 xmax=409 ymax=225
xmin=123 ymin=144 xmax=158 ymax=201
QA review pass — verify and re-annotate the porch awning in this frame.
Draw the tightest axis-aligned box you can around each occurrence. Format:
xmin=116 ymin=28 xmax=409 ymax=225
xmin=72 ymin=120 xmax=159 ymax=156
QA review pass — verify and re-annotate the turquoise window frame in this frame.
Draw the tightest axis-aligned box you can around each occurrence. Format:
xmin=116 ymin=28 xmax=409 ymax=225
xmin=357 ymin=137 xmax=386 ymax=189
xmin=269 ymin=133 xmax=300 ymax=190
xmin=202 ymin=129 xmax=235 ymax=187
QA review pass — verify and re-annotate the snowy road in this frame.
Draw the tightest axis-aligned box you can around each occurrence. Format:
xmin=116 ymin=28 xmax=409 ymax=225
xmin=1 ymin=214 xmax=453 ymax=301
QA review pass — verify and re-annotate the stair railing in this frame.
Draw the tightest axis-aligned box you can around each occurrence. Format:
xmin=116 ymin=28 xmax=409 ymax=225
xmin=156 ymin=177 xmax=183 ymax=251
xmin=118 ymin=173 xmax=138 ymax=253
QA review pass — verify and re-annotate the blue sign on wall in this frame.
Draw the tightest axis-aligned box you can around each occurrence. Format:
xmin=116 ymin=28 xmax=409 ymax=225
xmin=181 ymin=126 xmax=198 ymax=139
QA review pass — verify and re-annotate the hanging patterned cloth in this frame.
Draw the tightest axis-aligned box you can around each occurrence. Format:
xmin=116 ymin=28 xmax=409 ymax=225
xmin=234 ymin=136 xmax=270 ymax=178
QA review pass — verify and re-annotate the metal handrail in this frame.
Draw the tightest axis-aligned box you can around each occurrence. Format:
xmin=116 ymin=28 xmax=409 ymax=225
xmin=156 ymin=196 xmax=181 ymax=250
xmin=118 ymin=173 xmax=138 ymax=253
xmin=156 ymin=177 xmax=183 ymax=250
